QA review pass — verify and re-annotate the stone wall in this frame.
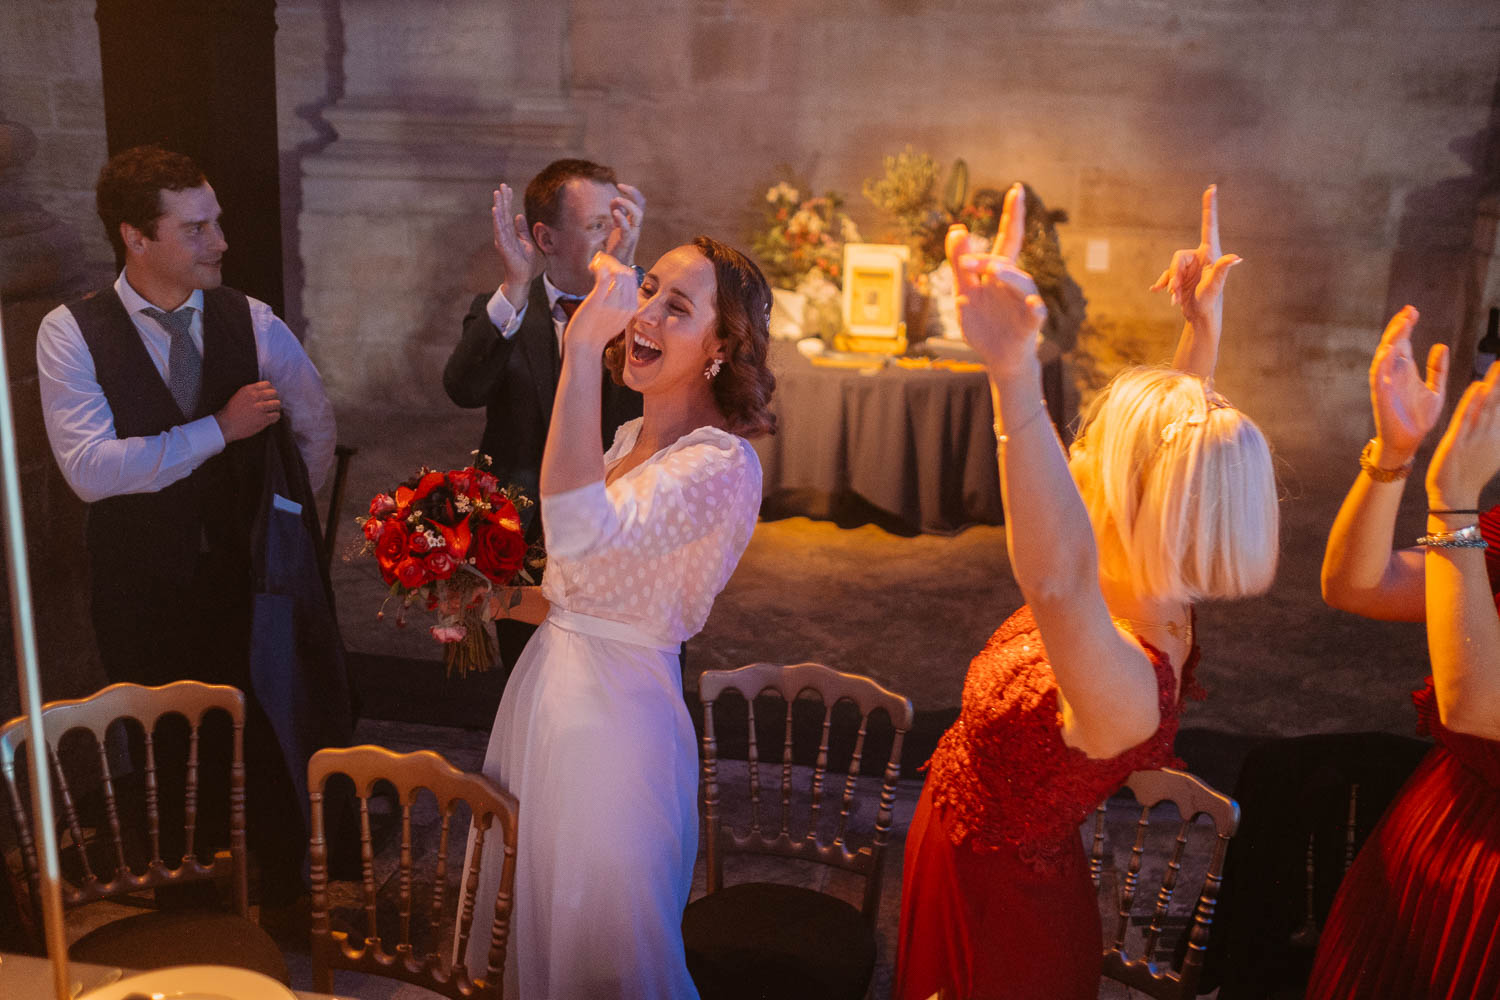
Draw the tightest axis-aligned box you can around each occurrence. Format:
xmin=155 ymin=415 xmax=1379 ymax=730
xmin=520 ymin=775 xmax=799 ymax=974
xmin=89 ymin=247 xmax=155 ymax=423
xmin=558 ymin=0 xmax=1500 ymax=449
xmin=0 ymin=1 xmax=1497 ymax=713
xmin=279 ymin=0 xmax=1499 ymax=451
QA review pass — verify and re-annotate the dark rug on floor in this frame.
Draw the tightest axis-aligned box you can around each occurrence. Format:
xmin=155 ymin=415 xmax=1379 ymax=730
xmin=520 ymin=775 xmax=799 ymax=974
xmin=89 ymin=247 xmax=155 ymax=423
xmin=349 ymin=651 xmax=508 ymax=731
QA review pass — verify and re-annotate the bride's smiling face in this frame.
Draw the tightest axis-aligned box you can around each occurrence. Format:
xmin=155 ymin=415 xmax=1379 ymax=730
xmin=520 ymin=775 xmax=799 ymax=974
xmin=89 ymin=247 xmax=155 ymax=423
xmin=623 ymin=245 xmax=724 ymax=396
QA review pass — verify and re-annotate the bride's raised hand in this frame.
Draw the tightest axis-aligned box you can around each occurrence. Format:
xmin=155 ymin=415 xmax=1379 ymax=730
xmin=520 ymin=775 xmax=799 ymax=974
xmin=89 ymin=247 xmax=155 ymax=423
xmin=1371 ymin=305 xmax=1448 ymax=466
xmin=564 ymin=252 xmax=639 ymax=356
xmin=1150 ymin=185 xmax=1242 ymax=331
xmin=949 ymin=183 xmax=1048 ymax=376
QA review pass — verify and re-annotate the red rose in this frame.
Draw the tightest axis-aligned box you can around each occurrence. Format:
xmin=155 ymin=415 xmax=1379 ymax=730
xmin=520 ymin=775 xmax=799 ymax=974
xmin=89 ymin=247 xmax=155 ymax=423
xmin=395 ymin=556 xmax=430 ymax=589
xmin=474 ymin=471 xmax=499 ymax=496
xmin=362 ymin=517 xmax=383 ymax=543
xmin=447 ymin=469 xmax=477 ymax=497
xmin=424 ymin=549 xmax=457 ymax=579
xmin=369 ymin=493 xmax=397 ymax=518
xmin=472 ymin=520 xmax=526 ymax=585
xmin=375 ymin=519 xmax=408 ymax=584
xmin=408 ymin=529 xmax=432 ymax=555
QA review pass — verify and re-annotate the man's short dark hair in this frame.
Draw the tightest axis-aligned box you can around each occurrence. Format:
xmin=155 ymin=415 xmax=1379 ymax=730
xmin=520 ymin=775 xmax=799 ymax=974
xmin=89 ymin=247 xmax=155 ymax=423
xmin=523 ymin=159 xmax=617 ymax=231
xmin=95 ymin=146 xmax=206 ymax=259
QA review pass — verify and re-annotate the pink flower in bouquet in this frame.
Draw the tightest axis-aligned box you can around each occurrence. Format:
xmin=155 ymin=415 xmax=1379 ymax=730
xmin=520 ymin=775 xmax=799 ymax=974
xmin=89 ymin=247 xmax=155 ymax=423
xmin=431 ymin=623 xmax=468 ymax=643
xmin=395 ymin=556 xmax=430 ymax=589
xmin=474 ymin=471 xmax=500 ymax=496
xmin=424 ymin=549 xmax=458 ymax=579
xmin=363 ymin=517 xmax=385 ymax=543
xmin=369 ymin=493 xmax=397 ymax=518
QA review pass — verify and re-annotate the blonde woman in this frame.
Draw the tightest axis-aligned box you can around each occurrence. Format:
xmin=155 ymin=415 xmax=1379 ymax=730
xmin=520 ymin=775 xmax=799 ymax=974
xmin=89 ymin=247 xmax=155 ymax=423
xmin=896 ymin=186 xmax=1278 ymax=1000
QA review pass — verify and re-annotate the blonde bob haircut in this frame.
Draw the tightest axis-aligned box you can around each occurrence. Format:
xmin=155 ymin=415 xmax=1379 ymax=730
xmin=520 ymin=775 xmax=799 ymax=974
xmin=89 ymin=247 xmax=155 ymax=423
xmin=1068 ymin=367 xmax=1279 ymax=605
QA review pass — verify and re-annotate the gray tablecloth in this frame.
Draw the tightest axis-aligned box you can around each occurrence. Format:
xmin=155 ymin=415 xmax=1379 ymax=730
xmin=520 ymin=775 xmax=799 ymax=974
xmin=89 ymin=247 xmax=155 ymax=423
xmin=753 ymin=341 xmax=1063 ymax=534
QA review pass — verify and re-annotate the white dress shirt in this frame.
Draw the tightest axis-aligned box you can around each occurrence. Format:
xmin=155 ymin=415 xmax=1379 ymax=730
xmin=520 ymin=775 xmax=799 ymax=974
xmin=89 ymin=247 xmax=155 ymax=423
xmin=485 ymin=273 xmax=574 ymax=356
xmin=36 ymin=271 xmax=337 ymax=503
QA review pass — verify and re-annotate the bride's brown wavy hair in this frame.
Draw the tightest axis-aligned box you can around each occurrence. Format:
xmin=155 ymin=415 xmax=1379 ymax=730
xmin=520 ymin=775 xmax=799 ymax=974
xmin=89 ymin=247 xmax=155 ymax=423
xmin=605 ymin=236 xmax=777 ymax=437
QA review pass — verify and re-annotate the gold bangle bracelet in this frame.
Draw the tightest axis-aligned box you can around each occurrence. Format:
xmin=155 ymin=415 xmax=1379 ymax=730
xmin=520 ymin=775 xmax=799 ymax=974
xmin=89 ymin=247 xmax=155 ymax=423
xmin=1359 ymin=438 xmax=1412 ymax=482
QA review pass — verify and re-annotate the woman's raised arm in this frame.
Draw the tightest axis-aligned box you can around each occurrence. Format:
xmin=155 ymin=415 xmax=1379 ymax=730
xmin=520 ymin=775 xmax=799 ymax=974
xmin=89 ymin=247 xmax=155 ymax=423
xmin=952 ymin=186 xmax=1159 ymax=759
xmin=1424 ymin=362 xmax=1500 ymax=739
xmin=1322 ymin=307 xmax=1448 ymax=620
xmin=1151 ymin=185 xmax=1242 ymax=381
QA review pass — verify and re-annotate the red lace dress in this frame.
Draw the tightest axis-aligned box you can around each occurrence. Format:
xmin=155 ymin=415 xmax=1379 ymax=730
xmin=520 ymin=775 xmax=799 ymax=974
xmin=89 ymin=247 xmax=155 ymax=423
xmin=895 ymin=606 xmax=1203 ymax=1000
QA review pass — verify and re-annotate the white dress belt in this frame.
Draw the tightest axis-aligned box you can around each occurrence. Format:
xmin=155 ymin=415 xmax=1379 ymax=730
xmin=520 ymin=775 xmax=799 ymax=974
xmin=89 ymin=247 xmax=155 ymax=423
xmin=544 ymin=606 xmax=680 ymax=653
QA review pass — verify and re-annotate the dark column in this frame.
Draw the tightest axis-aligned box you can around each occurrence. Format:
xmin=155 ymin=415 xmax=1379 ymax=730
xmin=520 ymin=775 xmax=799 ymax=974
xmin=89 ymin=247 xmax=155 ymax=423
xmin=94 ymin=0 xmax=284 ymax=315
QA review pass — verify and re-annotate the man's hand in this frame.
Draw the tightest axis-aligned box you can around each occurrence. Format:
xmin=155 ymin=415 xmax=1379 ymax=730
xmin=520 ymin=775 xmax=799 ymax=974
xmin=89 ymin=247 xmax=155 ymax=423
xmin=492 ymin=184 xmax=543 ymax=310
xmin=215 ymin=381 xmax=281 ymax=442
xmin=604 ymin=183 xmax=647 ymax=265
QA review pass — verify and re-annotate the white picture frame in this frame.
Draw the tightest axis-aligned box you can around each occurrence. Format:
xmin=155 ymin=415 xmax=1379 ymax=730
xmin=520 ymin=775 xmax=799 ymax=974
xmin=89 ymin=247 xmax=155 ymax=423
xmin=841 ymin=243 xmax=909 ymax=341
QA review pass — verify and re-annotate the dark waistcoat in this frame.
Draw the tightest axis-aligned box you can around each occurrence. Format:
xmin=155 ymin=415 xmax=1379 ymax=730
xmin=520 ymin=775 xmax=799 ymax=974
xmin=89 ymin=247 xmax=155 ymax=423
xmin=69 ymin=286 xmax=265 ymax=584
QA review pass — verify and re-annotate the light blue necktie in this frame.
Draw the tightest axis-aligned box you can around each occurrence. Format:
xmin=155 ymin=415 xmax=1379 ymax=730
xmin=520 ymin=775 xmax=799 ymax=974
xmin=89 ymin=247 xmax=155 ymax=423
xmin=142 ymin=306 xmax=203 ymax=417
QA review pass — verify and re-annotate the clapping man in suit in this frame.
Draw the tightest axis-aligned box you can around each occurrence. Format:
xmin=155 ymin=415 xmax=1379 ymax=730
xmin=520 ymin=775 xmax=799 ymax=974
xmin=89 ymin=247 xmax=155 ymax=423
xmin=443 ymin=159 xmax=647 ymax=679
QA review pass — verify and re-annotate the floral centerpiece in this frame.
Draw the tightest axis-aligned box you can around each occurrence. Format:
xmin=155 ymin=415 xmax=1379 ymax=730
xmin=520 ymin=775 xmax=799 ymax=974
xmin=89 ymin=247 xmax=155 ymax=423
xmin=862 ymin=147 xmax=1085 ymax=352
xmin=358 ymin=457 xmax=541 ymax=677
xmin=750 ymin=180 xmax=861 ymax=341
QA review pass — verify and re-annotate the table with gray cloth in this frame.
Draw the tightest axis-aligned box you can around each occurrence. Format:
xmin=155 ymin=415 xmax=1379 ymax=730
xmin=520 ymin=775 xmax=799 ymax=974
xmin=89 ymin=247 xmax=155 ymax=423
xmin=753 ymin=340 xmax=1063 ymax=534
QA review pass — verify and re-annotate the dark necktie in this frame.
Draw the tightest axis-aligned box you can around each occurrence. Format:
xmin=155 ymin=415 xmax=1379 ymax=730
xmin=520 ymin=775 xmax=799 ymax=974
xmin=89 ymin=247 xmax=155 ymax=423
xmin=141 ymin=306 xmax=203 ymax=417
xmin=552 ymin=295 xmax=584 ymax=324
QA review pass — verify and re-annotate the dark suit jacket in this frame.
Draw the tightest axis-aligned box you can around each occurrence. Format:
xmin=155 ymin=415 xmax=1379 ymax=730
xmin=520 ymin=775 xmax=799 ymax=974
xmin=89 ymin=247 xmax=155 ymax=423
xmin=443 ymin=277 xmax=643 ymax=541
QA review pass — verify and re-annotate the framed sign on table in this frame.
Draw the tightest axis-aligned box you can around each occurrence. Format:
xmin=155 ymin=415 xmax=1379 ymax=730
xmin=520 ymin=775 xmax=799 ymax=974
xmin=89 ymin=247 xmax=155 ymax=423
xmin=837 ymin=243 xmax=909 ymax=354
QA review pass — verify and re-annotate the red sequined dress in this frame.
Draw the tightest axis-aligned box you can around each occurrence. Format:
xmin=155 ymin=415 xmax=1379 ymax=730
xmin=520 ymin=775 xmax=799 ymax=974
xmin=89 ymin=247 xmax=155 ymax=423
xmin=895 ymin=606 xmax=1203 ymax=1000
xmin=1304 ymin=507 xmax=1500 ymax=999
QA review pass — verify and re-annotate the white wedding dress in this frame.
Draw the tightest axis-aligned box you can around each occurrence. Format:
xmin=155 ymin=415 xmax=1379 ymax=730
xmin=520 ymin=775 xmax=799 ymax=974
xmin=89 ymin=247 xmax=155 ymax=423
xmin=457 ymin=418 xmax=762 ymax=999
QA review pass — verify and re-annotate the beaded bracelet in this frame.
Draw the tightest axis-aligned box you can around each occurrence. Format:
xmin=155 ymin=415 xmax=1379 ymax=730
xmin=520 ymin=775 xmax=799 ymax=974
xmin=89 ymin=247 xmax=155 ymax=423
xmin=1416 ymin=524 xmax=1488 ymax=549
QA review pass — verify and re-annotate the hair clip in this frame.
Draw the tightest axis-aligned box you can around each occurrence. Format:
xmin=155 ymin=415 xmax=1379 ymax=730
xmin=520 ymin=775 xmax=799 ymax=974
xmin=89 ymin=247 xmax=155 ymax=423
xmin=1161 ymin=387 xmax=1233 ymax=444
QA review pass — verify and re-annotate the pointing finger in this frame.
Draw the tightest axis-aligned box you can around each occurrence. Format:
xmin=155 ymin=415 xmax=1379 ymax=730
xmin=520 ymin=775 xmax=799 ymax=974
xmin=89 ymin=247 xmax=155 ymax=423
xmin=996 ymin=183 xmax=1026 ymax=260
xmin=1201 ymin=185 xmax=1220 ymax=258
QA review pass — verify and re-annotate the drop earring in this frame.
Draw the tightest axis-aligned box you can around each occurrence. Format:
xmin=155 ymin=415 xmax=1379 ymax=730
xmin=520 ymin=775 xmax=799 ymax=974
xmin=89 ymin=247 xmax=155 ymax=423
xmin=704 ymin=358 xmax=722 ymax=380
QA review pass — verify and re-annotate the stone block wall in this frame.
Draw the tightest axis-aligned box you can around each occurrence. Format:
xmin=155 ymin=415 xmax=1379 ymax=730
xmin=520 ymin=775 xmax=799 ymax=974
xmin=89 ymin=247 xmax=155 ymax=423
xmin=561 ymin=0 xmax=1499 ymax=450
xmin=0 ymin=1 xmax=1496 ymax=715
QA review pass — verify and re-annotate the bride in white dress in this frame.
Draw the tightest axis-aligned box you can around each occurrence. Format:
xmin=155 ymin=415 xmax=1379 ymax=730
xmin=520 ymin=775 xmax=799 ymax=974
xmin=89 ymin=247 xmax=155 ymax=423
xmin=457 ymin=236 xmax=777 ymax=998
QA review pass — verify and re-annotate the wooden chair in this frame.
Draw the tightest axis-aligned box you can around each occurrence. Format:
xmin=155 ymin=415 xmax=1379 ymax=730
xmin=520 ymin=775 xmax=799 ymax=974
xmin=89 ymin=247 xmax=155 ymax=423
xmin=0 ymin=681 xmax=288 ymax=982
xmin=307 ymin=744 xmax=518 ymax=1000
xmin=684 ymin=661 xmax=914 ymax=1000
xmin=1090 ymin=767 xmax=1240 ymax=1000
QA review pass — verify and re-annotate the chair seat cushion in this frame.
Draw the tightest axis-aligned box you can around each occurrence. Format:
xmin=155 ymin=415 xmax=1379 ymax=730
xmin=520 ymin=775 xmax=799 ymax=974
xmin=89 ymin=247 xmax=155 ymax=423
xmin=70 ymin=907 xmax=290 ymax=985
xmin=683 ymin=882 xmax=876 ymax=1000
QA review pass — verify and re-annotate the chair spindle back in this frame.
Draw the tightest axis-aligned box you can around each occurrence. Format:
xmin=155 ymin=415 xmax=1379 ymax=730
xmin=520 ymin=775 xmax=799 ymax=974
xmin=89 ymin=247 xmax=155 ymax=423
xmin=307 ymin=744 xmax=518 ymax=1000
xmin=698 ymin=661 xmax=914 ymax=923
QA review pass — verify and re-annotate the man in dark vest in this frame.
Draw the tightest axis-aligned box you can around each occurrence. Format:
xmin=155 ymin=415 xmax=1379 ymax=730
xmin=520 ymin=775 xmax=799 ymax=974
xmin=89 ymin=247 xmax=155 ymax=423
xmin=35 ymin=145 xmax=336 ymax=908
xmin=443 ymin=159 xmax=646 ymax=679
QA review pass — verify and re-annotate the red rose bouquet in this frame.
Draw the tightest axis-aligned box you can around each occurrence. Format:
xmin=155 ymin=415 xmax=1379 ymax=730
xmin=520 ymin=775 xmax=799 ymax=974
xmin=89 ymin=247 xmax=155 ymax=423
xmin=358 ymin=460 xmax=541 ymax=677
